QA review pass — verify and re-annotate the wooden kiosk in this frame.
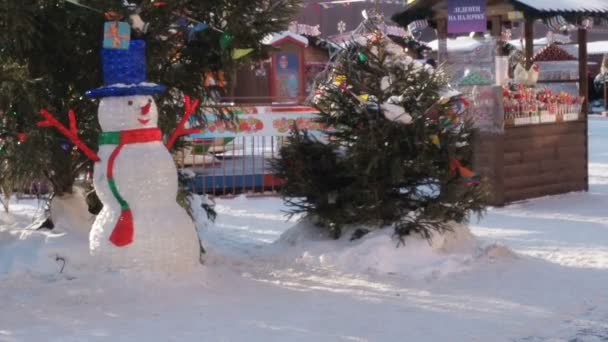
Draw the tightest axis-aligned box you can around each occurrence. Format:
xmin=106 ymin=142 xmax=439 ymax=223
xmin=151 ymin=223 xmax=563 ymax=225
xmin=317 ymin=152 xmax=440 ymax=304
xmin=393 ymin=0 xmax=608 ymax=205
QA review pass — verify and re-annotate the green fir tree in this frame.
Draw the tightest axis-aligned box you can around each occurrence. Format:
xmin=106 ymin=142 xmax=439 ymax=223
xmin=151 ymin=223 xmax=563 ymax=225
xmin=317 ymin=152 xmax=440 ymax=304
xmin=274 ymin=17 xmax=487 ymax=241
xmin=0 ymin=0 xmax=299 ymax=196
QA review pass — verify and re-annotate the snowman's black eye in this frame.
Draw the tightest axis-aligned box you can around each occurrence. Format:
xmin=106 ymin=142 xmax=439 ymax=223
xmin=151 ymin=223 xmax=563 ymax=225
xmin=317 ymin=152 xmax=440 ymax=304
xmin=127 ymin=100 xmax=133 ymax=106
xmin=148 ymin=98 xmax=152 ymax=103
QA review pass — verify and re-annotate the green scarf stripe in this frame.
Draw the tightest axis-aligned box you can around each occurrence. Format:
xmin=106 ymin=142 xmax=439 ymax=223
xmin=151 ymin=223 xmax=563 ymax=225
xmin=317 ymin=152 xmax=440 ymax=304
xmin=99 ymin=131 xmax=121 ymax=145
xmin=108 ymin=178 xmax=129 ymax=210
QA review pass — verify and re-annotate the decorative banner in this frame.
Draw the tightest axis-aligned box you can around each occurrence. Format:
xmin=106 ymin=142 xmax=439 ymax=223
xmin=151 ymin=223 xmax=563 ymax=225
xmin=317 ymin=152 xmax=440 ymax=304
xmin=507 ymin=11 xmax=524 ymax=21
xmin=288 ymin=22 xmax=321 ymax=36
xmin=447 ymin=0 xmax=486 ymax=34
xmin=188 ymin=106 xmax=324 ymax=139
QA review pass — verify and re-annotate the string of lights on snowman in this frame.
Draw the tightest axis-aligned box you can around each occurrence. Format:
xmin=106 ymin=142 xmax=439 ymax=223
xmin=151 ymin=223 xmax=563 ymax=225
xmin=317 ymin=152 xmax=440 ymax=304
xmin=36 ymin=1 xmax=239 ymax=247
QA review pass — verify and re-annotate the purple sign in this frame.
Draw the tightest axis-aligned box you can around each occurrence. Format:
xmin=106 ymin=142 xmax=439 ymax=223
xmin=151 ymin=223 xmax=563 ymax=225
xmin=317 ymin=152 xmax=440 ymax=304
xmin=448 ymin=0 xmax=486 ymax=34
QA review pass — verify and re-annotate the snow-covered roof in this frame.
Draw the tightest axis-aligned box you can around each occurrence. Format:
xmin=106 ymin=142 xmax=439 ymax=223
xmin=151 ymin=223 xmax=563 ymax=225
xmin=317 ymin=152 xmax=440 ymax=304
xmin=394 ymin=0 xmax=608 ymax=30
xmin=508 ymin=34 xmax=571 ymax=48
xmin=513 ymin=0 xmax=608 ymax=13
xmin=422 ymin=35 xmax=608 ymax=58
xmin=425 ymin=37 xmax=485 ymax=52
xmin=586 ymin=41 xmax=608 ymax=55
xmin=262 ymin=32 xmax=308 ymax=47
xmin=424 ymin=37 xmax=574 ymax=53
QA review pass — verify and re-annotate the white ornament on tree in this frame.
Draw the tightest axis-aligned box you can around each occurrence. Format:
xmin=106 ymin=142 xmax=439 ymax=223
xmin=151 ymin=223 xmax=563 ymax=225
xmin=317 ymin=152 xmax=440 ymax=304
xmin=381 ymin=103 xmax=412 ymax=124
xmin=129 ymin=14 xmax=149 ymax=33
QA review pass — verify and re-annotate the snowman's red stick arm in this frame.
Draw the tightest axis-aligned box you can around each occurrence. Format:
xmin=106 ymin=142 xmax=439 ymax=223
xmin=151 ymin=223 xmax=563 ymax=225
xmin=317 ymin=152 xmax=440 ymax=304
xmin=166 ymin=95 xmax=200 ymax=150
xmin=38 ymin=109 xmax=101 ymax=162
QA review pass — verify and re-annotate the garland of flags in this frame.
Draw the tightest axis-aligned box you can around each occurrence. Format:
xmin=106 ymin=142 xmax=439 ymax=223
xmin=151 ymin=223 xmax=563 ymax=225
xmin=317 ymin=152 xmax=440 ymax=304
xmin=407 ymin=19 xmax=428 ymax=34
xmin=66 ymin=0 xmax=255 ymax=59
xmin=543 ymin=16 xmax=594 ymax=32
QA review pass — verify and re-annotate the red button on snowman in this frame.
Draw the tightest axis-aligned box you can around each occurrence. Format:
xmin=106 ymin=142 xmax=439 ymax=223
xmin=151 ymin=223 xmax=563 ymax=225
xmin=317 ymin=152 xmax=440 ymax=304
xmin=39 ymin=39 xmax=201 ymax=272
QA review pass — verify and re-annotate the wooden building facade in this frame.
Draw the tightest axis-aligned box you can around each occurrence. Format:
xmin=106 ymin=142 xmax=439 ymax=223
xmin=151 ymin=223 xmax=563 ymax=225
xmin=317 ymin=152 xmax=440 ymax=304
xmin=393 ymin=0 xmax=608 ymax=205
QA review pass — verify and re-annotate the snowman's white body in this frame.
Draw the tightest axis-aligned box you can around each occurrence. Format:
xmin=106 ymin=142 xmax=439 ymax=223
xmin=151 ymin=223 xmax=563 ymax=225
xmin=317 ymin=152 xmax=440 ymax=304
xmin=89 ymin=95 xmax=200 ymax=272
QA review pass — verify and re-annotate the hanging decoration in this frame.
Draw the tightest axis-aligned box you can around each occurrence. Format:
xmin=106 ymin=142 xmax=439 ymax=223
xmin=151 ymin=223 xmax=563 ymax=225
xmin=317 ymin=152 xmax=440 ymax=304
xmin=129 ymin=14 xmax=149 ymax=33
xmin=66 ymin=0 xmax=235 ymax=49
xmin=16 ymin=133 xmax=27 ymax=143
xmin=337 ymin=21 xmax=347 ymax=34
xmin=288 ymin=22 xmax=321 ymax=37
xmin=204 ymin=71 xmax=226 ymax=88
xmin=431 ymin=134 xmax=440 ymax=147
xmin=385 ymin=25 xmax=408 ymax=38
xmin=544 ymin=16 xmax=571 ymax=32
xmin=187 ymin=23 xmax=209 ymax=41
xmin=103 ymin=21 xmax=131 ymax=49
xmin=542 ymin=16 xmax=593 ymax=32
xmin=407 ymin=19 xmax=428 ymax=36
xmin=65 ymin=0 xmax=103 ymax=13
xmin=304 ymin=0 xmax=415 ymax=10
xmin=450 ymin=158 xmax=477 ymax=179
xmin=59 ymin=138 xmax=72 ymax=153
xmin=219 ymin=33 xmax=234 ymax=50
xmin=232 ymin=48 xmax=254 ymax=60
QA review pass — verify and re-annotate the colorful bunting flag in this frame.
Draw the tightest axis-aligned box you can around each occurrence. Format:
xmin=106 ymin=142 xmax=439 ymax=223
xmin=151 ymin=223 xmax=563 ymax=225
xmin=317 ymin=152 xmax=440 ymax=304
xmin=232 ymin=48 xmax=254 ymax=60
xmin=431 ymin=135 xmax=440 ymax=147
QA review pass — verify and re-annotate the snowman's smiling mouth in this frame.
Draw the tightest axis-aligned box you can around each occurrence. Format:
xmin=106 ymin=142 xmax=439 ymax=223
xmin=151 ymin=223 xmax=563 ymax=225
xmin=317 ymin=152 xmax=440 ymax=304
xmin=138 ymin=101 xmax=152 ymax=125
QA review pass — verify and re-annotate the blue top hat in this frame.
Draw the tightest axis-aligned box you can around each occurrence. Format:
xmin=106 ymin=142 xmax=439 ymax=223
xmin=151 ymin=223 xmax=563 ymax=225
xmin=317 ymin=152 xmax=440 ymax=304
xmin=86 ymin=40 xmax=166 ymax=98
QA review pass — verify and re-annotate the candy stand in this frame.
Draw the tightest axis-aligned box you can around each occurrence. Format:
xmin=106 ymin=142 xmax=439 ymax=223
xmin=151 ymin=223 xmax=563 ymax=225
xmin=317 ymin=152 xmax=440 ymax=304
xmin=393 ymin=0 xmax=608 ymax=205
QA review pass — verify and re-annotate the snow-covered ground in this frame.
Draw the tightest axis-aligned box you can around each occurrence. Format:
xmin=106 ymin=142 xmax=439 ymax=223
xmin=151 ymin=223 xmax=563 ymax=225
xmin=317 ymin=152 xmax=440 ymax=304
xmin=3 ymin=119 xmax=608 ymax=341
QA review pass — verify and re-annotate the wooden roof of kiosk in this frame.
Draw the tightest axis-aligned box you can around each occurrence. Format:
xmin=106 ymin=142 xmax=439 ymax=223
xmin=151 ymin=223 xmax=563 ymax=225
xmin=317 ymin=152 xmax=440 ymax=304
xmin=391 ymin=0 xmax=608 ymax=205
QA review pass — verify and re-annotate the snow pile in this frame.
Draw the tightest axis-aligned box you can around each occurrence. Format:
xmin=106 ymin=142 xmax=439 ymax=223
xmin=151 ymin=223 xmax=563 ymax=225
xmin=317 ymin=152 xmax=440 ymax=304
xmin=0 ymin=228 xmax=89 ymax=277
xmin=49 ymin=188 xmax=95 ymax=238
xmin=0 ymin=195 xmax=93 ymax=277
xmin=277 ymin=220 xmax=515 ymax=279
xmin=188 ymin=194 xmax=215 ymax=230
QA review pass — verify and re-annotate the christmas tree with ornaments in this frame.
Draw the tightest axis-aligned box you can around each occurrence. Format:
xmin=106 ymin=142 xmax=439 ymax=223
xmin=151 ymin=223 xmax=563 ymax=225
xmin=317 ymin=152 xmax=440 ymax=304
xmin=274 ymin=14 xmax=487 ymax=241
xmin=0 ymin=0 xmax=299 ymax=206
xmin=0 ymin=0 xmax=300 ymax=271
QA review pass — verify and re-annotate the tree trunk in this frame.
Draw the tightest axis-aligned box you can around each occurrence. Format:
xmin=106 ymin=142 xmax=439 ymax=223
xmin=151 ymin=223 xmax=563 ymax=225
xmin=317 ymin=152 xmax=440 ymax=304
xmin=1 ymin=191 xmax=9 ymax=213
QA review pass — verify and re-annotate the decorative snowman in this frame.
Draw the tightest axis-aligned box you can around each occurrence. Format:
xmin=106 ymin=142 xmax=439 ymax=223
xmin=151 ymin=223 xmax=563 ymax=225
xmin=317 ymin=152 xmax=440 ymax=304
xmin=39 ymin=40 xmax=200 ymax=272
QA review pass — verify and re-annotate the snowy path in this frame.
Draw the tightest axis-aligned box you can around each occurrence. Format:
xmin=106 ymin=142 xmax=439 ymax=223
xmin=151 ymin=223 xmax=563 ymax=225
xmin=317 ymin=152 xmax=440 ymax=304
xmin=3 ymin=119 xmax=608 ymax=341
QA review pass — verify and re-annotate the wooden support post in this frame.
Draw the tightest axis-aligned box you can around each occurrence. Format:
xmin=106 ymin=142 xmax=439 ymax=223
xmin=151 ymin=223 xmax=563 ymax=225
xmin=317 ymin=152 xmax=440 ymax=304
xmin=578 ymin=26 xmax=589 ymax=192
xmin=436 ymin=18 xmax=448 ymax=64
xmin=578 ymin=27 xmax=589 ymax=116
xmin=491 ymin=15 xmax=504 ymax=59
xmin=524 ymin=19 xmax=534 ymax=69
xmin=491 ymin=16 xmax=502 ymax=39
xmin=605 ymin=83 xmax=608 ymax=111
